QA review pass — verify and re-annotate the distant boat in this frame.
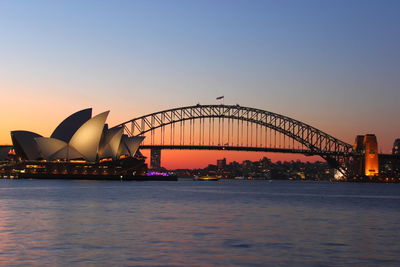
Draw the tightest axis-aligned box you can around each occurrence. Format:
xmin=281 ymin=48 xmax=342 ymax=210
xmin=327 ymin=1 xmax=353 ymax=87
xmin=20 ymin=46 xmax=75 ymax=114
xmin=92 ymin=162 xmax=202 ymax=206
xmin=247 ymin=176 xmax=268 ymax=180
xmin=193 ymin=176 xmax=220 ymax=181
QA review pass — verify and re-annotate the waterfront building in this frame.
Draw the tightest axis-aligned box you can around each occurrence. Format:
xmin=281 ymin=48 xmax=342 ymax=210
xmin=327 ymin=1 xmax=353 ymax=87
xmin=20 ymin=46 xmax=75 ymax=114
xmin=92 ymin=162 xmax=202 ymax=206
xmin=0 ymin=146 xmax=13 ymax=160
xmin=0 ymin=108 xmax=151 ymax=180
xmin=10 ymin=108 xmax=145 ymax=163
xmin=393 ymin=139 xmax=400 ymax=155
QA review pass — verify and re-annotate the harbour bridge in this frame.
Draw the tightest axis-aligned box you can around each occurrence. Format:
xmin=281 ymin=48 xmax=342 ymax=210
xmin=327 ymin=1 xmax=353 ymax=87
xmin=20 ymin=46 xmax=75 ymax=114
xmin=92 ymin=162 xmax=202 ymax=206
xmin=113 ymin=104 xmax=400 ymax=179
xmin=114 ymin=104 xmax=368 ymax=177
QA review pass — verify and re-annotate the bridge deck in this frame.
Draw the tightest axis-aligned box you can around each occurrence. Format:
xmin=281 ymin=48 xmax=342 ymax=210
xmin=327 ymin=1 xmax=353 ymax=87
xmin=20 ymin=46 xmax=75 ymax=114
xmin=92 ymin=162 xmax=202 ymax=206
xmin=139 ymin=145 xmax=351 ymax=157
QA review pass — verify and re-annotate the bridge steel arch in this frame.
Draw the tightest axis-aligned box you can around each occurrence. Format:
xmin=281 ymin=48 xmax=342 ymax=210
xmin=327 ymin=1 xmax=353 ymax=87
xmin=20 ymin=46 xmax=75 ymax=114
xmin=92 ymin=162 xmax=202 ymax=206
xmin=114 ymin=105 xmax=354 ymax=175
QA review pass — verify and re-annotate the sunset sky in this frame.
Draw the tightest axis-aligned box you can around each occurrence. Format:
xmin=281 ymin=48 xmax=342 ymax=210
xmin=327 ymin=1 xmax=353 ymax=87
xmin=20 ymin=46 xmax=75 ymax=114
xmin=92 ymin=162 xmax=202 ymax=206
xmin=1 ymin=0 xmax=399 ymax=169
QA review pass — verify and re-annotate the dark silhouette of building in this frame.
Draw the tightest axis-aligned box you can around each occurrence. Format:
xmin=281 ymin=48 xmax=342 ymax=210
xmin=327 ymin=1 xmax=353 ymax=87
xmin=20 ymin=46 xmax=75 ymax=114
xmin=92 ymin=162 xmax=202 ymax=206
xmin=150 ymin=148 xmax=161 ymax=170
xmin=353 ymin=135 xmax=365 ymax=177
xmin=393 ymin=139 xmax=400 ymax=155
xmin=217 ymin=158 xmax=226 ymax=170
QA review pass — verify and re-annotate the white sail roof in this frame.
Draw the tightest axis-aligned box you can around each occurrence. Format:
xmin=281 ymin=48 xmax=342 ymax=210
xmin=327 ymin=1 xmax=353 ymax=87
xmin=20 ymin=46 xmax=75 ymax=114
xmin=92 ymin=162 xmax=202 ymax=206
xmin=117 ymin=134 xmax=130 ymax=157
xmin=98 ymin=127 xmax=124 ymax=159
xmin=35 ymin=137 xmax=85 ymax=160
xmin=125 ymin=136 xmax=145 ymax=157
xmin=50 ymin=145 xmax=84 ymax=161
xmin=10 ymin=109 xmax=143 ymax=163
xmin=116 ymin=135 xmax=145 ymax=158
xmin=11 ymin=131 xmax=42 ymax=160
xmin=35 ymin=137 xmax=68 ymax=160
xmin=51 ymin=108 xmax=92 ymax=143
xmin=69 ymin=111 xmax=109 ymax=162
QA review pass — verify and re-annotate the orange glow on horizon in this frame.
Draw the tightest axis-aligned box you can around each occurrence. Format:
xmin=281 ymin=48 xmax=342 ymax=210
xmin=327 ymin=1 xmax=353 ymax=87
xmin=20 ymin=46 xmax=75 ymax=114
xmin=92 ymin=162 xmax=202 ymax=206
xmin=0 ymin=91 xmax=396 ymax=170
xmin=141 ymin=150 xmax=322 ymax=170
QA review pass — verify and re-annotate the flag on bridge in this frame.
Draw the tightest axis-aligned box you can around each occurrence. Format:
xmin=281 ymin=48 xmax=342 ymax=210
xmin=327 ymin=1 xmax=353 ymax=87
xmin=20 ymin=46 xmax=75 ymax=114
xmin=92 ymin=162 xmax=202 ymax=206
xmin=216 ymin=96 xmax=224 ymax=100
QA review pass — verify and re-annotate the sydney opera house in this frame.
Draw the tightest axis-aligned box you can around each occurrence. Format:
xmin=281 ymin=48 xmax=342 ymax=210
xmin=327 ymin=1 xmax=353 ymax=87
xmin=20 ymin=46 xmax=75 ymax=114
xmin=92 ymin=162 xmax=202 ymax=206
xmin=0 ymin=108 xmax=154 ymax=180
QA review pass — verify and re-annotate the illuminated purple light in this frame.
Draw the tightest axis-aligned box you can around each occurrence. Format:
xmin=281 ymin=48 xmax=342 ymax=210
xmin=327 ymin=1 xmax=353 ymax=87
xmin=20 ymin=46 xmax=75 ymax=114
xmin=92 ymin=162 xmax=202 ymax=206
xmin=146 ymin=171 xmax=170 ymax=176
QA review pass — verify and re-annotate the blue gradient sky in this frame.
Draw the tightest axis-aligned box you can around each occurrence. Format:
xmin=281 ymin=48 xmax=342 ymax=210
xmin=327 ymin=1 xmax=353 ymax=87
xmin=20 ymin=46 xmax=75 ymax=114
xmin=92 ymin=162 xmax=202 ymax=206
xmin=1 ymin=0 xmax=399 ymax=167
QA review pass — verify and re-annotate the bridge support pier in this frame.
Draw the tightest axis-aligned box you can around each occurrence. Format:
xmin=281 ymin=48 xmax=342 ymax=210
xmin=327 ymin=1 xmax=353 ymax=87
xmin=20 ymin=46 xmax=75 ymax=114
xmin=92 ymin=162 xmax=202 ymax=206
xmin=150 ymin=148 xmax=162 ymax=170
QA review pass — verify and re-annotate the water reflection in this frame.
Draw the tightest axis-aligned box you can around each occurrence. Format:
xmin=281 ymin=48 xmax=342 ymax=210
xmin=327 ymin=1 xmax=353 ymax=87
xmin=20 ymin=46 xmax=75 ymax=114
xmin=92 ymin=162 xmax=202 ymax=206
xmin=0 ymin=180 xmax=399 ymax=266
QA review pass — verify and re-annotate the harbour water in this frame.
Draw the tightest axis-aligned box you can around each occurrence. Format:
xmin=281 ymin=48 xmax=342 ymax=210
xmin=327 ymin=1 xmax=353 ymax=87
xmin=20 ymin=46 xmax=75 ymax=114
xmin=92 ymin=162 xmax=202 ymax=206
xmin=0 ymin=179 xmax=399 ymax=266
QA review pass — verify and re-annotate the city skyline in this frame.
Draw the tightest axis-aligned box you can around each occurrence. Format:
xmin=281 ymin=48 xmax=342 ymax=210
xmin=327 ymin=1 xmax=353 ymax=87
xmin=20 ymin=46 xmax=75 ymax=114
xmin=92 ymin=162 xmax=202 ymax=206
xmin=1 ymin=0 xmax=399 ymax=169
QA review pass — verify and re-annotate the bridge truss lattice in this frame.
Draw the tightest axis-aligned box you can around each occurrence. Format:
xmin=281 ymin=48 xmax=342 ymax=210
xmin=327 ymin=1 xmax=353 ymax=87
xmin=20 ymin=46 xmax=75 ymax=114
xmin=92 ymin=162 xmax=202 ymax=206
xmin=114 ymin=104 xmax=354 ymax=176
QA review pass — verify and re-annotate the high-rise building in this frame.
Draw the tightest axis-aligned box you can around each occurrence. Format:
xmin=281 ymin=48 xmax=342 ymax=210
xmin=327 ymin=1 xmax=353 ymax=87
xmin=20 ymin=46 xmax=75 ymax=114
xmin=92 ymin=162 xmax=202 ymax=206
xmin=217 ymin=158 xmax=226 ymax=170
xmin=150 ymin=149 xmax=161 ymax=170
